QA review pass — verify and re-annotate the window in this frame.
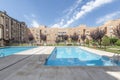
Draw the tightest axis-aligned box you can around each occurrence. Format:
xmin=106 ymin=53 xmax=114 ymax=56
xmin=104 ymin=27 xmax=107 ymax=34
xmin=86 ymin=31 xmax=89 ymax=33
xmin=6 ymin=29 xmax=9 ymax=31
xmin=109 ymin=26 xmax=113 ymax=28
xmin=0 ymin=28 xmax=2 ymax=38
xmin=11 ymin=20 xmax=14 ymax=25
xmin=0 ymin=16 xmax=4 ymax=24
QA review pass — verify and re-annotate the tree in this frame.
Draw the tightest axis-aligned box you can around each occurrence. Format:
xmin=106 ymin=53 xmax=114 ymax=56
xmin=109 ymin=37 xmax=118 ymax=45
xmin=91 ymin=40 xmax=98 ymax=48
xmin=113 ymin=24 xmax=120 ymax=39
xmin=28 ymin=34 xmax=34 ymax=42
xmin=70 ymin=33 xmax=79 ymax=42
xmin=28 ymin=34 xmax=34 ymax=45
xmin=102 ymin=36 xmax=110 ymax=49
xmin=81 ymin=34 xmax=86 ymax=44
xmin=115 ymin=39 xmax=120 ymax=46
xmin=55 ymin=37 xmax=60 ymax=44
xmin=40 ymin=34 xmax=47 ymax=43
xmin=86 ymin=38 xmax=89 ymax=46
xmin=90 ymin=28 xmax=105 ymax=48
xmin=90 ymin=30 xmax=98 ymax=41
xmin=56 ymin=34 xmax=68 ymax=43
xmin=63 ymin=35 xmax=68 ymax=41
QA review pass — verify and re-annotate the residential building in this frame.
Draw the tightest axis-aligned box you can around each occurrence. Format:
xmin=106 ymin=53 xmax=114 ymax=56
xmin=0 ymin=11 xmax=28 ymax=46
xmin=29 ymin=25 xmax=94 ymax=44
xmin=99 ymin=19 xmax=120 ymax=37
xmin=29 ymin=19 xmax=120 ymax=44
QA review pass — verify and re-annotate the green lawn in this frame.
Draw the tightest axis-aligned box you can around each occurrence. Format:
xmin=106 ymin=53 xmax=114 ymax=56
xmin=46 ymin=42 xmax=80 ymax=46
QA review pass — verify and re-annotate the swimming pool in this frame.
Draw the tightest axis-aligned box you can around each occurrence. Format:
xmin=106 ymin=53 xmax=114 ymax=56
xmin=45 ymin=47 xmax=119 ymax=66
xmin=0 ymin=46 xmax=37 ymax=57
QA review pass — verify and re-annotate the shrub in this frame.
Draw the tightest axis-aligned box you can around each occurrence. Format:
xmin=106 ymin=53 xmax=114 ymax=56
xmin=102 ymin=36 xmax=110 ymax=49
xmin=86 ymin=38 xmax=89 ymax=46
xmin=115 ymin=39 xmax=120 ymax=46
xmin=91 ymin=41 xmax=98 ymax=48
xmin=110 ymin=37 xmax=118 ymax=45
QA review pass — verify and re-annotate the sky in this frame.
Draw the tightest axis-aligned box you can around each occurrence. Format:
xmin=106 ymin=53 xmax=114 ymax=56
xmin=0 ymin=0 xmax=120 ymax=28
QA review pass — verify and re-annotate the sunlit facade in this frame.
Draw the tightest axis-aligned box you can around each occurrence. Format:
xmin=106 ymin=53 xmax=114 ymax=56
xmin=0 ymin=11 xmax=28 ymax=46
xmin=29 ymin=19 xmax=120 ymax=44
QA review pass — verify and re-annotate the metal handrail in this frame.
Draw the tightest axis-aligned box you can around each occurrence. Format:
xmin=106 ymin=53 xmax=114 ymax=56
xmin=0 ymin=49 xmax=5 ymax=58
xmin=118 ymin=50 xmax=120 ymax=63
xmin=112 ymin=53 xmax=120 ymax=64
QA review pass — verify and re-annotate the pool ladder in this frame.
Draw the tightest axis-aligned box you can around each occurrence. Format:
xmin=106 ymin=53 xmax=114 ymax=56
xmin=0 ymin=50 xmax=5 ymax=58
xmin=111 ymin=53 xmax=120 ymax=65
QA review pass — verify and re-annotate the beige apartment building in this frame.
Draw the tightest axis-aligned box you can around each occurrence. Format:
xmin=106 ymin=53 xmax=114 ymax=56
xmin=29 ymin=19 xmax=120 ymax=45
xmin=100 ymin=19 xmax=120 ymax=37
xmin=1 ymin=11 xmax=119 ymax=46
xmin=29 ymin=25 xmax=94 ymax=44
xmin=0 ymin=11 xmax=28 ymax=46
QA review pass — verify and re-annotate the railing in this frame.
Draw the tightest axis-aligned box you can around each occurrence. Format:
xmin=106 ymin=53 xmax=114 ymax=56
xmin=0 ymin=49 xmax=5 ymax=58
xmin=111 ymin=52 xmax=120 ymax=64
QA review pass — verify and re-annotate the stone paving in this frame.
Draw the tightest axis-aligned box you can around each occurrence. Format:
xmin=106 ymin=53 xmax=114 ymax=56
xmin=0 ymin=47 xmax=45 ymax=71
xmin=80 ymin=46 xmax=115 ymax=57
xmin=0 ymin=46 xmax=120 ymax=80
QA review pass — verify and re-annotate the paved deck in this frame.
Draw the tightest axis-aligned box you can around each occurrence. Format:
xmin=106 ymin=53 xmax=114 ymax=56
xmin=0 ymin=46 xmax=120 ymax=80
xmin=0 ymin=47 xmax=45 ymax=70
xmin=80 ymin=46 xmax=115 ymax=57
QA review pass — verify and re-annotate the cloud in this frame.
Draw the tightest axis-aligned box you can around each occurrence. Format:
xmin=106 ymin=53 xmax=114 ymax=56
xmin=23 ymin=14 xmax=40 ymax=27
xmin=51 ymin=0 xmax=82 ymax=28
xmin=96 ymin=11 xmax=120 ymax=24
xmin=51 ymin=0 xmax=113 ymax=28
xmin=63 ymin=0 xmax=113 ymax=27
xmin=50 ymin=24 xmax=60 ymax=28
xmin=31 ymin=20 xmax=39 ymax=28
xmin=64 ymin=0 xmax=82 ymax=17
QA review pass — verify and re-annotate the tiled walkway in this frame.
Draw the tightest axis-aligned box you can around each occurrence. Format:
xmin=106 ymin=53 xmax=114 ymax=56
xmin=0 ymin=47 xmax=45 ymax=71
xmin=80 ymin=47 xmax=115 ymax=57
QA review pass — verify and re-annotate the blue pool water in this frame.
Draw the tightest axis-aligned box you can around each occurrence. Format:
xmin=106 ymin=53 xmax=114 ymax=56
xmin=0 ymin=46 xmax=37 ymax=57
xmin=45 ymin=47 xmax=119 ymax=66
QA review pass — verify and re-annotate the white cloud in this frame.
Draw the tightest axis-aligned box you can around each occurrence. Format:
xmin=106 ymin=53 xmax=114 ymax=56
xmin=51 ymin=24 xmax=60 ymax=28
xmin=31 ymin=20 xmax=39 ymax=28
xmin=63 ymin=19 xmax=74 ymax=27
xmin=51 ymin=0 xmax=82 ymax=28
xmin=63 ymin=0 xmax=113 ymax=27
xmin=64 ymin=0 xmax=82 ymax=17
xmin=23 ymin=14 xmax=40 ymax=27
xmin=96 ymin=11 xmax=120 ymax=24
xmin=51 ymin=0 xmax=113 ymax=28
